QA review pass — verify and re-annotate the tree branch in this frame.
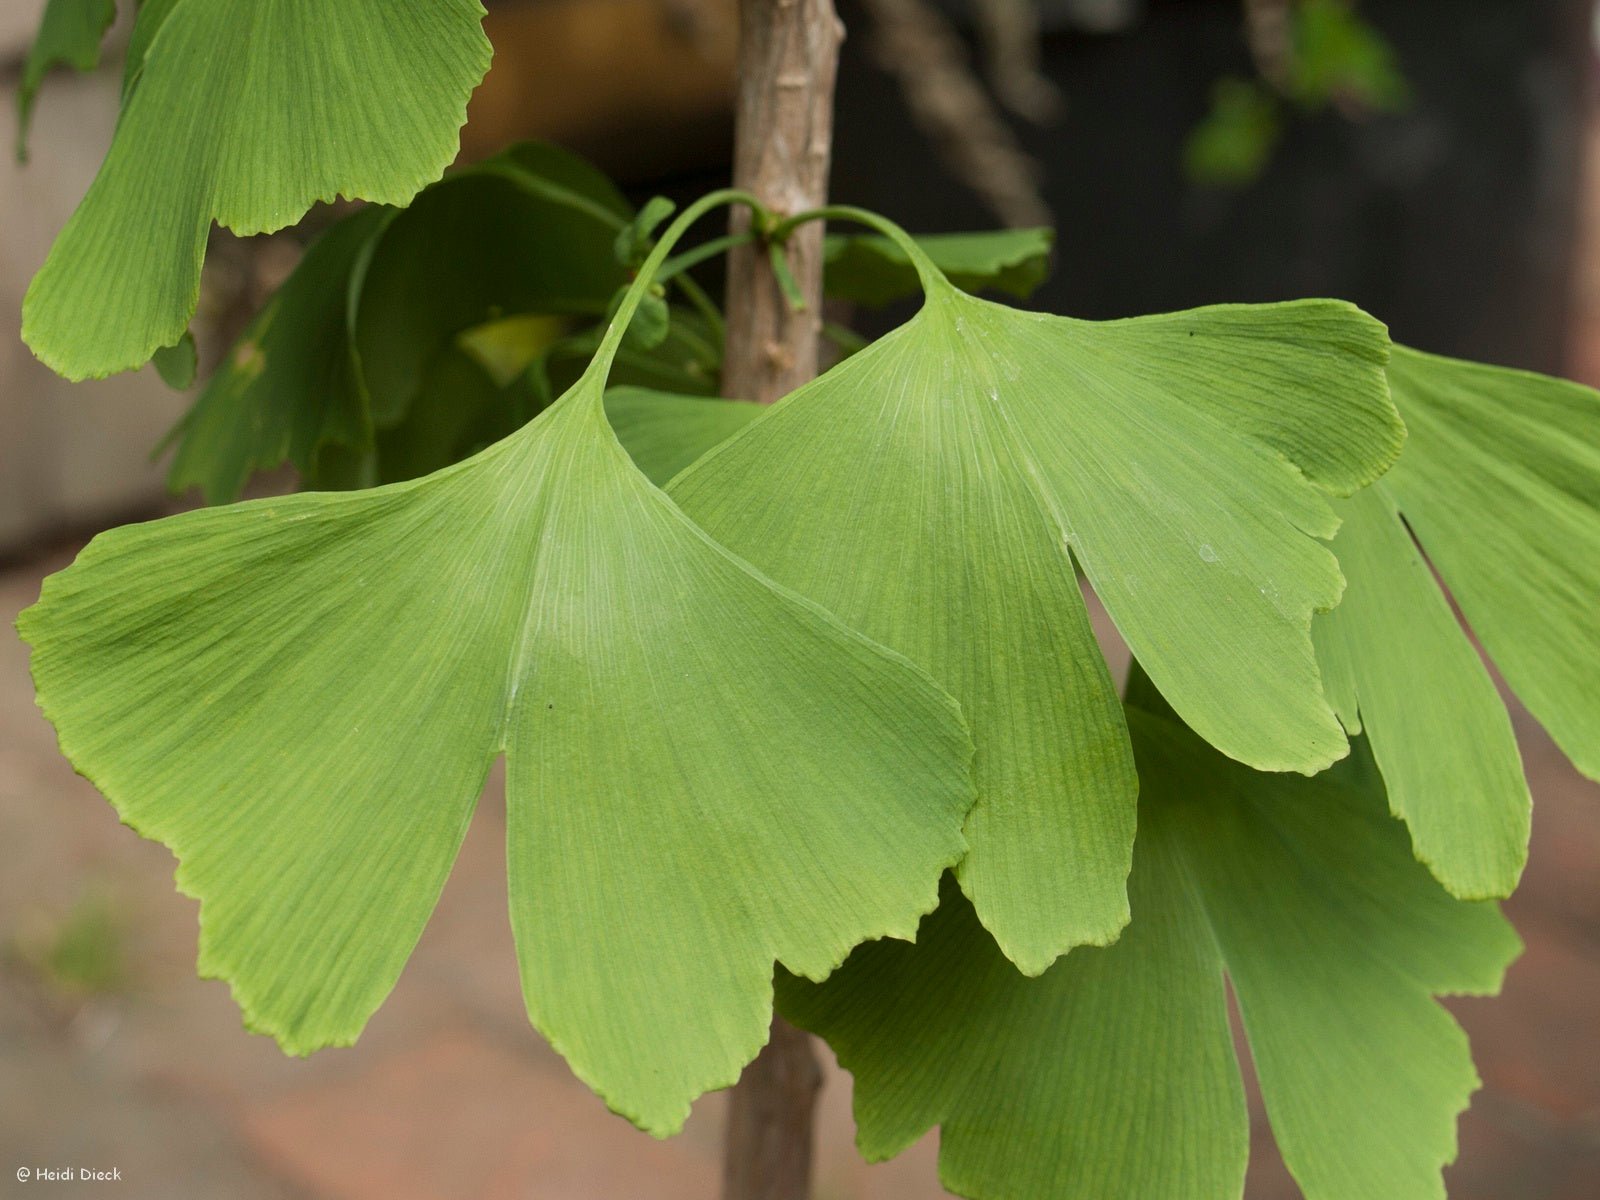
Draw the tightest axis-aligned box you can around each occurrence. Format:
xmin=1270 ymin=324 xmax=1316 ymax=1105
xmin=719 ymin=0 xmax=841 ymax=1191
xmin=721 ymin=0 xmax=843 ymax=404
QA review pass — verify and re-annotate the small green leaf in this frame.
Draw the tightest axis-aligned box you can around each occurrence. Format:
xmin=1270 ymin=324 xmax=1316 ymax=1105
xmin=781 ymin=696 xmax=1519 ymax=1200
xmin=23 ymin=0 xmax=493 ymax=380
xmin=151 ymin=331 xmax=197 ymax=390
xmin=1184 ymin=77 xmax=1282 ymax=188
xmin=614 ymin=195 xmax=677 ymax=267
xmin=605 ymin=285 xmax=671 ymax=351
xmin=1290 ymin=0 xmax=1409 ymax=112
xmin=15 ymin=0 xmax=117 ymax=162
xmin=164 ymin=205 xmax=395 ymax=504
xmin=456 ymin=314 xmax=570 ymax=388
xmin=823 ymin=228 xmax=1054 ymax=308
xmin=21 ymin=344 xmax=975 ymax=1139
xmin=1313 ymin=484 xmax=1530 ymax=898
xmin=1383 ymin=345 xmax=1600 ymax=782
xmin=672 ymin=279 xmax=1400 ymax=972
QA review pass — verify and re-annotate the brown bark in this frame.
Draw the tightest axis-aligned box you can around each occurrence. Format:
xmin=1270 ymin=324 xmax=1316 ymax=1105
xmin=721 ymin=0 xmax=843 ymax=404
xmin=718 ymin=1 xmax=840 ymax=1197
xmin=721 ymin=1015 xmax=824 ymax=1200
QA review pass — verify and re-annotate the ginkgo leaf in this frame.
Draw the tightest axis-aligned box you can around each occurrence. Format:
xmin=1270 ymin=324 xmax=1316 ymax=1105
xmin=823 ymin=228 xmax=1053 ymax=307
xmin=352 ymin=142 xmax=631 ymax=426
xmin=23 ymin=0 xmax=492 ymax=380
xmin=164 ymin=205 xmax=395 ymax=503
xmin=19 ymin=214 xmax=978 ymax=1135
xmin=1313 ymin=484 xmax=1530 ymax=898
xmin=15 ymin=0 xmax=116 ymax=162
xmin=1383 ymin=345 xmax=1600 ymax=782
xmin=604 ymin=387 xmax=763 ymax=487
xmin=779 ymin=693 xmax=1520 ymax=1200
xmin=670 ymin=268 xmax=1400 ymax=972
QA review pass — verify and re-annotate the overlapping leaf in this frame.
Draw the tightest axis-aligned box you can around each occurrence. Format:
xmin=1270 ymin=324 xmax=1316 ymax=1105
xmin=351 ymin=142 xmax=631 ymax=426
xmin=1313 ymin=486 xmax=1530 ymax=897
xmin=15 ymin=0 xmax=116 ymax=161
xmin=1382 ymin=346 xmax=1600 ymax=783
xmin=164 ymin=206 xmax=395 ymax=502
xmin=1309 ymin=344 xmax=1600 ymax=900
xmin=671 ymin=271 xmax=1401 ymax=972
xmin=164 ymin=143 xmax=635 ymax=502
xmin=21 ymin=289 xmax=976 ymax=1137
xmin=780 ymin=690 xmax=1519 ymax=1200
xmin=823 ymin=228 xmax=1054 ymax=307
xmin=23 ymin=0 xmax=492 ymax=379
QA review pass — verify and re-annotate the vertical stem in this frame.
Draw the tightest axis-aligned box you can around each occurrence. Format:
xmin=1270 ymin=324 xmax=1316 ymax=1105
xmin=722 ymin=1016 xmax=824 ymax=1200
xmin=720 ymin=1 xmax=842 ymax=1197
xmin=721 ymin=0 xmax=843 ymax=404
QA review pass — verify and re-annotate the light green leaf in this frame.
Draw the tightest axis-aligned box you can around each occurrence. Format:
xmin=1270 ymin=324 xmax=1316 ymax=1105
xmin=780 ymin=698 xmax=1519 ymax=1200
xmin=164 ymin=205 xmax=395 ymax=504
xmin=23 ymin=0 xmax=492 ymax=380
xmin=457 ymin=314 xmax=571 ymax=388
xmin=823 ymin=228 xmax=1054 ymax=308
xmin=1313 ymin=484 xmax=1530 ymax=897
xmin=15 ymin=0 xmax=117 ymax=162
xmin=671 ymin=280 xmax=1399 ymax=972
xmin=605 ymin=387 xmax=763 ymax=487
xmin=352 ymin=142 xmax=631 ymax=426
xmin=20 ymin=344 xmax=975 ymax=1139
xmin=1382 ymin=345 xmax=1600 ymax=781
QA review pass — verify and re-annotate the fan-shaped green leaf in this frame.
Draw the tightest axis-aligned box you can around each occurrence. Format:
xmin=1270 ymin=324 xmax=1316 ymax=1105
xmin=671 ymin=276 xmax=1399 ymax=972
xmin=164 ymin=205 xmax=395 ymax=503
xmin=1383 ymin=345 xmax=1600 ymax=782
xmin=780 ymin=697 xmax=1519 ymax=1200
xmin=823 ymin=228 xmax=1054 ymax=307
xmin=15 ymin=0 xmax=116 ymax=161
xmin=1313 ymin=485 xmax=1530 ymax=897
xmin=23 ymin=0 xmax=492 ymax=380
xmin=20 ymin=237 xmax=977 ymax=1135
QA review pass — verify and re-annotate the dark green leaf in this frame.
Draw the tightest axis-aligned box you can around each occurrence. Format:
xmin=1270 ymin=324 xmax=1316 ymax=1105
xmin=781 ymin=696 xmax=1519 ymax=1200
xmin=151 ymin=330 xmax=197 ymax=390
xmin=352 ymin=142 xmax=632 ymax=426
xmin=164 ymin=206 xmax=394 ymax=503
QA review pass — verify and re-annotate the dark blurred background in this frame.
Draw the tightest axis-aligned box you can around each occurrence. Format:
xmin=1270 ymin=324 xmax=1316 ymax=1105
xmin=2 ymin=2 xmax=1597 ymax=1197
